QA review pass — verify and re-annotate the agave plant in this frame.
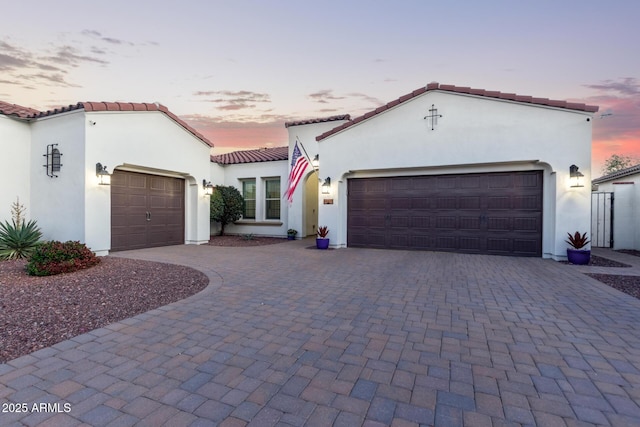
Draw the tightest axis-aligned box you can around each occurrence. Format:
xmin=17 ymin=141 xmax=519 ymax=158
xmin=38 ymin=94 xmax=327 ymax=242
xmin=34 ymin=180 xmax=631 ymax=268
xmin=0 ymin=219 xmax=43 ymax=260
xmin=566 ymin=231 xmax=590 ymax=250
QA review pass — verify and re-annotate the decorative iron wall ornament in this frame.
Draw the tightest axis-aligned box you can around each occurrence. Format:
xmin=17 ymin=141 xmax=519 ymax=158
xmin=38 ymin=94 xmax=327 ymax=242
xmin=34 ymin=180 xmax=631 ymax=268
xmin=43 ymin=144 xmax=62 ymax=178
xmin=424 ymin=104 xmax=443 ymax=130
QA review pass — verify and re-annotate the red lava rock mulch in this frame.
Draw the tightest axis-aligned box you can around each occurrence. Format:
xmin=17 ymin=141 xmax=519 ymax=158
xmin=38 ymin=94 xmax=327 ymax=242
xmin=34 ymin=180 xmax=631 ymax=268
xmin=0 ymin=257 xmax=208 ymax=363
xmin=586 ymin=273 xmax=640 ymax=300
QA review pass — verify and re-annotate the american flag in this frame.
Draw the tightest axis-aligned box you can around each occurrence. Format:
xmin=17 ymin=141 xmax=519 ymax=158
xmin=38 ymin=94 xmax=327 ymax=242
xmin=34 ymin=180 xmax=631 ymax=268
xmin=284 ymin=141 xmax=309 ymax=203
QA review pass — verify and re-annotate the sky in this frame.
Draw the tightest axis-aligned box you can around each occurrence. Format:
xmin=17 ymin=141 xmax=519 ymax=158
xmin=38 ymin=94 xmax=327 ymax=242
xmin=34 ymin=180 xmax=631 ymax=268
xmin=1 ymin=0 xmax=638 ymax=176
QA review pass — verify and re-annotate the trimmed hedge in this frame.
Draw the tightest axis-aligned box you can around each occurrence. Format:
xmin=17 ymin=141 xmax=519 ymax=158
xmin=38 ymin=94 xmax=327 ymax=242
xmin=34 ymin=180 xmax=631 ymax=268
xmin=26 ymin=241 xmax=100 ymax=276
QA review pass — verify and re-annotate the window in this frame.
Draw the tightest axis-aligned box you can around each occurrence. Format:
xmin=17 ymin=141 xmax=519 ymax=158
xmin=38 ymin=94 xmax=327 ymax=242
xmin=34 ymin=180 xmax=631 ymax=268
xmin=265 ymin=178 xmax=281 ymax=220
xmin=242 ymin=179 xmax=256 ymax=219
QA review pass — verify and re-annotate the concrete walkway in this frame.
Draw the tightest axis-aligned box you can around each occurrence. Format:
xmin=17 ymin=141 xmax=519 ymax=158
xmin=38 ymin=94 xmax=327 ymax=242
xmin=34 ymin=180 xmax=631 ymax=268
xmin=2 ymin=240 xmax=640 ymax=426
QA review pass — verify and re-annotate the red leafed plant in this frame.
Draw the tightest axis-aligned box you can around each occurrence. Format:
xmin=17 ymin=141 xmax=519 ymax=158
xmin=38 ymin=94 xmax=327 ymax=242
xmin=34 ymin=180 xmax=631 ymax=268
xmin=317 ymin=226 xmax=329 ymax=238
xmin=566 ymin=231 xmax=590 ymax=250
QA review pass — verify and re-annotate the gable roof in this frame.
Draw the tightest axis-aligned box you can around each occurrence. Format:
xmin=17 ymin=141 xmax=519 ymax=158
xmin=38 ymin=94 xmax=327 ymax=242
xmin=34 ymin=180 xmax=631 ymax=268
xmin=592 ymin=164 xmax=640 ymax=184
xmin=211 ymin=146 xmax=289 ymax=165
xmin=0 ymin=100 xmax=213 ymax=147
xmin=285 ymin=114 xmax=351 ymax=128
xmin=316 ymin=82 xmax=600 ymax=141
xmin=0 ymin=101 xmax=41 ymax=118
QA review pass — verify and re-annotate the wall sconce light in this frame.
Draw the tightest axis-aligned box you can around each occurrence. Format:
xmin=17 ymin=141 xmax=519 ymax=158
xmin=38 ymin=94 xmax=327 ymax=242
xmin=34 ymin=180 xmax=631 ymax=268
xmin=312 ymin=154 xmax=320 ymax=171
xmin=203 ymin=179 xmax=214 ymax=195
xmin=322 ymin=177 xmax=331 ymax=194
xmin=569 ymin=164 xmax=584 ymax=188
xmin=96 ymin=163 xmax=111 ymax=185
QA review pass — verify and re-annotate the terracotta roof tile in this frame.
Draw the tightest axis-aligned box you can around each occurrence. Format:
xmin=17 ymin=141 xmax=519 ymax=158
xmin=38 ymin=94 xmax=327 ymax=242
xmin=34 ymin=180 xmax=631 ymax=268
xmin=211 ymin=146 xmax=289 ymax=165
xmin=284 ymin=114 xmax=350 ymax=128
xmin=592 ymin=163 xmax=640 ymax=184
xmin=316 ymin=83 xmax=600 ymax=141
xmin=0 ymin=101 xmax=42 ymax=118
xmin=0 ymin=100 xmax=212 ymax=147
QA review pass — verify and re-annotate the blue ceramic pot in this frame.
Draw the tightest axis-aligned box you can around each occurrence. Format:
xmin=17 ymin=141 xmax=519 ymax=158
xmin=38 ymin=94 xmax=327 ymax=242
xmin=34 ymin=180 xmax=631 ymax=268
xmin=316 ymin=238 xmax=330 ymax=249
xmin=567 ymin=249 xmax=590 ymax=265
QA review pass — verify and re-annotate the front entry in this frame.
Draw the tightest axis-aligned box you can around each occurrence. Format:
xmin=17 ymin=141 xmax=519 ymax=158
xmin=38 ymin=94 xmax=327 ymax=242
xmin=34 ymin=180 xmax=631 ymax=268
xmin=111 ymin=170 xmax=185 ymax=251
xmin=347 ymin=171 xmax=543 ymax=256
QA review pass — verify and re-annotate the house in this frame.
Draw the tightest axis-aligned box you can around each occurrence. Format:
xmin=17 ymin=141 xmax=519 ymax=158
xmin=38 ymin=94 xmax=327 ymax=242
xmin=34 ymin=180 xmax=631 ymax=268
xmin=273 ymin=83 xmax=598 ymax=259
xmin=592 ymin=164 xmax=640 ymax=250
xmin=0 ymin=101 xmax=213 ymax=255
xmin=3 ymin=81 xmax=598 ymax=259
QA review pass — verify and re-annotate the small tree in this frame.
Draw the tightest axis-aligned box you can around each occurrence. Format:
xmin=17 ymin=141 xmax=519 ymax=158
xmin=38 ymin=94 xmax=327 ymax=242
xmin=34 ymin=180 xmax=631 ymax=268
xmin=210 ymin=185 xmax=244 ymax=236
xmin=602 ymin=154 xmax=635 ymax=175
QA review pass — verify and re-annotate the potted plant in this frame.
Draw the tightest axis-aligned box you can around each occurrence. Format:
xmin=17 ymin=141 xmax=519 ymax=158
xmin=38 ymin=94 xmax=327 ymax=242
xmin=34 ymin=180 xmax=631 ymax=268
xmin=316 ymin=226 xmax=330 ymax=249
xmin=287 ymin=229 xmax=298 ymax=240
xmin=566 ymin=231 xmax=591 ymax=265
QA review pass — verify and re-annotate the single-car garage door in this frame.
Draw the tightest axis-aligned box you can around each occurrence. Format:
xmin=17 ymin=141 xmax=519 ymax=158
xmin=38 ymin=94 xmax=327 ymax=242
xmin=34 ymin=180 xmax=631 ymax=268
xmin=111 ymin=170 xmax=185 ymax=251
xmin=348 ymin=171 xmax=542 ymax=256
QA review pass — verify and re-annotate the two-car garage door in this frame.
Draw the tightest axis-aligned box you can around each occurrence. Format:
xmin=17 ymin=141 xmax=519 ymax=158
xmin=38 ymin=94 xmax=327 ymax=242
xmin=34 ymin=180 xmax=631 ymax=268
xmin=111 ymin=170 xmax=185 ymax=251
xmin=348 ymin=171 xmax=543 ymax=257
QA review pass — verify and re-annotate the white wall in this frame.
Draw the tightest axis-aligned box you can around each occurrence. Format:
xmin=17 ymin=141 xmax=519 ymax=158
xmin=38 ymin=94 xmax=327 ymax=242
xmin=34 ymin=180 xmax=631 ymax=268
xmin=285 ymin=120 xmax=350 ymax=237
xmin=594 ymin=178 xmax=639 ymax=250
xmin=83 ymin=110 xmax=212 ymax=254
xmin=30 ymin=112 xmax=86 ymax=244
xmin=211 ymin=160 xmax=289 ymax=237
xmin=317 ymin=91 xmax=594 ymax=259
xmin=0 ymin=116 xmax=31 ymax=223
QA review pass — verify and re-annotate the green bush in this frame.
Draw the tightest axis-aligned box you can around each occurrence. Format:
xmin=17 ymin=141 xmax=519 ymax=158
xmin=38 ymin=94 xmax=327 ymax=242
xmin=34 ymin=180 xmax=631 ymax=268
xmin=0 ymin=219 xmax=43 ymax=260
xmin=210 ymin=185 xmax=244 ymax=236
xmin=26 ymin=241 xmax=100 ymax=276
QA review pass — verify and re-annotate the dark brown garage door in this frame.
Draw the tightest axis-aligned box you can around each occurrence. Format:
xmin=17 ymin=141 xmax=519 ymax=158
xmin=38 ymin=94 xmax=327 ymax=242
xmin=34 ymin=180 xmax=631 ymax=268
xmin=111 ymin=170 xmax=185 ymax=251
xmin=348 ymin=171 xmax=543 ymax=256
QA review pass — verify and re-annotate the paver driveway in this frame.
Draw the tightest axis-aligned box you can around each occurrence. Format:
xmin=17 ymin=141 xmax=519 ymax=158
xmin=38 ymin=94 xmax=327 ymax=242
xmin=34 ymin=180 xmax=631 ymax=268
xmin=2 ymin=240 xmax=640 ymax=426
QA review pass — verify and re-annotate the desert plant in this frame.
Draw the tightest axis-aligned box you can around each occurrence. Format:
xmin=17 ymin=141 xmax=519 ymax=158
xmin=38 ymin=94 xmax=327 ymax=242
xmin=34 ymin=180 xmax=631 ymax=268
xmin=566 ymin=231 xmax=590 ymax=250
xmin=287 ymin=229 xmax=298 ymax=236
xmin=242 ymin=233 xmax=255 ymax=241
xmin=26 ymin=240 xmax=100 ymax=276
xmin=0 ymin=219 xmax=43 ymax=260
xmin=317 ymin=226 xmax=329 ymax=238
xmin=10 ymin=197 xmax=27 ymax=227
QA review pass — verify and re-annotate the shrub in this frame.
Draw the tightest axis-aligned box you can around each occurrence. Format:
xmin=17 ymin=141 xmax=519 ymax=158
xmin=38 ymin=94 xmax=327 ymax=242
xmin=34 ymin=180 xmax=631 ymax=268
xmin=0 ymin=219 xmax=43 ymax=260
xmin=210 ymin=185 xmax=244 ymax=236
xmin=26 ymin=241 xmax=100 ymax=276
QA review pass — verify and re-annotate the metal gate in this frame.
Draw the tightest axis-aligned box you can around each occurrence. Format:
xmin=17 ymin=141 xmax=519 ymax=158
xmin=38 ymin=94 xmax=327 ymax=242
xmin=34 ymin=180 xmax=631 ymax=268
xmin=591 ymin=192 xmax=614 ymax=248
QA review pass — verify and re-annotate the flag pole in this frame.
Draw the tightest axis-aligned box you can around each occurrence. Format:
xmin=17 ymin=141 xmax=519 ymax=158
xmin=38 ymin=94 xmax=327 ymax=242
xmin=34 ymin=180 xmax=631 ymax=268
xmin=296 ymin=136 xmax=315 ymax=165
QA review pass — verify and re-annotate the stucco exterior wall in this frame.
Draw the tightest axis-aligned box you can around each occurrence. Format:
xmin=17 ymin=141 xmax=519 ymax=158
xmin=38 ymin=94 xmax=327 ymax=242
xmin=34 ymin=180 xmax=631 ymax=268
xmin=594 ymin=178 xmax=639 ymax=250
xmin=30 ymin=112 xmax=86 ymax=244
xmin=285 ymin=120 xmax=350 ymax=237
xmin=0 ymin=116 xmax=31 ymax=222
xmin=83 ymin=110 xmax=212 ymax=254
xmin=211 ymin=160 xmax=288 ymax=237
xmin=317 ymin=91 xmax=594 ymax=259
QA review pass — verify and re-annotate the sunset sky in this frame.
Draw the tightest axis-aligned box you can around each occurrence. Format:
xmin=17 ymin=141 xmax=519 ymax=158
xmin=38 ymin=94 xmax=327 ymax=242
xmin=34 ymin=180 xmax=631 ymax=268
xmin=1 ymin=0 xmax=638 ymax=176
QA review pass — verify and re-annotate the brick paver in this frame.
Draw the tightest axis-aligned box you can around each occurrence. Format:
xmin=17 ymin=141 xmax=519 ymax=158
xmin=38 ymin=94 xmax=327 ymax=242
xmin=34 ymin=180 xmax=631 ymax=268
xmin=2 ymin=241 xmax=640 ymax=426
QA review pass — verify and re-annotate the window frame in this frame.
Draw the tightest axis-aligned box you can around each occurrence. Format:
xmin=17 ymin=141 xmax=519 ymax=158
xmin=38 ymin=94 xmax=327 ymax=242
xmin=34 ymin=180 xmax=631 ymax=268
xmin=241 ymin=178 xmax=256 ymax=220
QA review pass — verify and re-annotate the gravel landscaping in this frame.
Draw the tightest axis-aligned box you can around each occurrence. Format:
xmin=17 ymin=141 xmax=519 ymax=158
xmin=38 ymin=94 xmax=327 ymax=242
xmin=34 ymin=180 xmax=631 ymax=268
xmin=0 ymin=257 xmax=208 ymax=363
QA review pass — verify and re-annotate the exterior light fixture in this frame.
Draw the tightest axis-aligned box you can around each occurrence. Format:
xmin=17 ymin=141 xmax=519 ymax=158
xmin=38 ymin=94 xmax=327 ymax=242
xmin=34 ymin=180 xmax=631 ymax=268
xmin=312 ymin=154 xmax=320 ymax=171
xmin=569 ymin=164 xmax=584 ymax=188
xmin=322 ymin=177 xmax=331 ymax=194
xmin=96 ymin=163 xmax=111 ymax=185
xmin=203 ymin=179 xmax=214 ymax=195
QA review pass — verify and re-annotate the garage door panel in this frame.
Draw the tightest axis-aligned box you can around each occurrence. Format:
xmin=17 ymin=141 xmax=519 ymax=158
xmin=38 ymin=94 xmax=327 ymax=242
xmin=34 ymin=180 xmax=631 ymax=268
xmin=459 ymin=197 xmax=480 ymax=210
xmin=111 ymin=170 xmax=184 ymax=252
xmin=348 ymin=171 xmax=542 ymax=256
xmin=459 ymin=217 xmax=481 ymax=230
